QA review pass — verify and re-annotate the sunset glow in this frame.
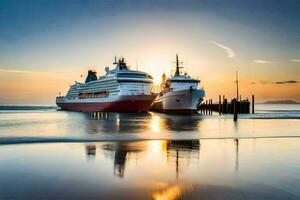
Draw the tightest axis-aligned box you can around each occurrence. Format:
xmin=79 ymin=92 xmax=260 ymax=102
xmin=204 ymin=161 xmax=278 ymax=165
xmin=0 ymin=1 xmax=299 ymax=105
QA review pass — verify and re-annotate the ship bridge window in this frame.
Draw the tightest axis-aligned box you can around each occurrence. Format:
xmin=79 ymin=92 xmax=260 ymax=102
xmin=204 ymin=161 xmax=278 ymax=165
xmin=117 ymin=73 xmax=146 ymax=78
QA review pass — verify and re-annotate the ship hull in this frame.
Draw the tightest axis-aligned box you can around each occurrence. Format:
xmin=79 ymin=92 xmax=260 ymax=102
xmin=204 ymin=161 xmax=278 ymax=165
xmin=56 ymin=95 xmax=156 ymax=112
xmin=151 ymin=89 xmax=205 ymax=114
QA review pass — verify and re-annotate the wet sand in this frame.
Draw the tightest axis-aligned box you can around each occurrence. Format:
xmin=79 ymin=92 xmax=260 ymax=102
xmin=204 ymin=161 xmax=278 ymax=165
xmin=1 ymin=139 xmax=300 ymax=199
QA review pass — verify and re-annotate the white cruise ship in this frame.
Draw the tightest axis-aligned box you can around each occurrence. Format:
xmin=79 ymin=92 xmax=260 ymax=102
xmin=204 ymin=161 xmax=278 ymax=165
xmin=56 ymin=57 xmax=156 ymax=112
xmin=151 ymin=55 xmax=205 ymax=114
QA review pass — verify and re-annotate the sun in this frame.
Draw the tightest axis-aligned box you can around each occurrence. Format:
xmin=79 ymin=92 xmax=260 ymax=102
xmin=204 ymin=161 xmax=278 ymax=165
xmin=153 ymin=75 xmax=162 ymax=85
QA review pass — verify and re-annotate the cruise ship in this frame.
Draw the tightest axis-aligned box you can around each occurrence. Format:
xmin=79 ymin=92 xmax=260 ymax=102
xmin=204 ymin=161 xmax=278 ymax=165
xmin=56 ymin=57 xmax=156 ymax=112
xmin=151 ymin=55 xmax=205 ymax=114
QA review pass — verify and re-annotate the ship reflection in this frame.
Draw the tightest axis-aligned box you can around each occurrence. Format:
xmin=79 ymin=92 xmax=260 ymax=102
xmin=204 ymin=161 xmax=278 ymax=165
xmin=98 ymin=139 xmax=200 ymax=179
xmin=84 ymin=112 xmax=202 ymax=134
xmin=85 ymin=144 xmax=96 ymax=160
xmin=160 ymin=114 xmax=201 ymax=131
xmin=102 ymin=141 xmax=146 ymax=178
xmin=167 ymin=140 xmax=200 ymax=180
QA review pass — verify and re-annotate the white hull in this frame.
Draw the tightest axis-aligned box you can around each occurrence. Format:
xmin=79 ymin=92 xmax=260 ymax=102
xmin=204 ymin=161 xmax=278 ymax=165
xmin=151 ymin=89 xmax=205 ymax=113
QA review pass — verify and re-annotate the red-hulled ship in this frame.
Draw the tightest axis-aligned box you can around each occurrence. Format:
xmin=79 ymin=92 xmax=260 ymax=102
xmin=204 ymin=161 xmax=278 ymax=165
xmin=56 ymin=57 xmax=156 ymax=112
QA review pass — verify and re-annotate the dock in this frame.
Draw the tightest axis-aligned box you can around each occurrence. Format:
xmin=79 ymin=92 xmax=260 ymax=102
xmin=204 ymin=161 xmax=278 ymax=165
xmin=198 ymin=95 xmax=255 ymax=115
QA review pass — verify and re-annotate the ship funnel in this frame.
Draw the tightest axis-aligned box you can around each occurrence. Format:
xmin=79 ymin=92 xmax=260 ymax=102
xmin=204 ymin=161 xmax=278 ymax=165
xmin=85 ymin=70 xmax=98 ymax=83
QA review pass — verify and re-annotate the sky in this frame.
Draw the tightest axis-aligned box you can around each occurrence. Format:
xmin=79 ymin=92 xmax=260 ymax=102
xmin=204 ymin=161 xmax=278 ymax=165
xmin=0 ymin=0 xmax=299 ymax=105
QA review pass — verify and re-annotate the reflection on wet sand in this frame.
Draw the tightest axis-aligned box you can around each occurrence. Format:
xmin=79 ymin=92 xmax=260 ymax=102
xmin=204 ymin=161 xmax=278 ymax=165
xmin=82 ymin=136 xmax=246 ymax=200
xmin=82 ymin=139 xmax=247 ymax=199
xmin=235 ymin=139 xmax=239 ymax=172
xmin=85 ymin=144 xmax=96 ymax=159
xmin=152 ymin=140 xmax=200 ymax=200
xmin=167 ymin=140 xmax=200 ymax=179
xmin=95 ymin=139 xmax=200 ymax=181
xmin=2 ymin=139 xmax=300 ymax=200
xmin=102 ymin=141 xmax=146 ymax=178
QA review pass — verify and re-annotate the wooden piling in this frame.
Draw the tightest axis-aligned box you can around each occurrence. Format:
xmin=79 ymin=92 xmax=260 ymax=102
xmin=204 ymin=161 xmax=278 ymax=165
xmin=211 ymin=99 xmax=213 ymax=115
xmin=210 ymin=99 xmax=212 ymax=115
xmin=252 ymin=95 xmax=255 ymax=114
xmin=218 ymin=95 xmax=221 ymax=115
xmin=209 ymin=99 xmax=210 ymax=115
xmin=233 ymin=99 xmax=238 ymax=121
xmin=198 ymin=95 xmax=252 ymax=114
xmin=224 ymin=98 xmax=228 ymax=114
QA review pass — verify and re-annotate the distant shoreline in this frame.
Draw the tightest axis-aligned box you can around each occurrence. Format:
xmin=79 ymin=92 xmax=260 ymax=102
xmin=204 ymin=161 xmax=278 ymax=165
xmin=263 ymin=100 xmax=299 ymax=104
xmin=0 ymin=105 xmax=58 ymax=110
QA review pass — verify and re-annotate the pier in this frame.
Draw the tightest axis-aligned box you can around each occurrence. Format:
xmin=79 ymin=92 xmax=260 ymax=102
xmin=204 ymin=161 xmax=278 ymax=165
xmin=198 ymin=95 xmax=254 ymax=115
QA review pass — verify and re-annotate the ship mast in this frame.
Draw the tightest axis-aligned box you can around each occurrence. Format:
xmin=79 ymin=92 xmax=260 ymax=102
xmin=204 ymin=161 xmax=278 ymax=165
xmin=175 ymin=54 xmax=180 ymax=76
xmin=236 ymin=71 xmax=239 ymax=100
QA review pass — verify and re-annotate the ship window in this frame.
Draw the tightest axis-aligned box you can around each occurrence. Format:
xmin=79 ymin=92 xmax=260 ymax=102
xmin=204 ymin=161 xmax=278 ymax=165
xmin=78 ymin=91 xmax=109 ymax=99
xmin=169 ymin=80 xmax=199 ymax=83
xmin=117 ymin=73 xmax=146 ymax=78
xmin=117 ymin=80 xmax=152 ymax=83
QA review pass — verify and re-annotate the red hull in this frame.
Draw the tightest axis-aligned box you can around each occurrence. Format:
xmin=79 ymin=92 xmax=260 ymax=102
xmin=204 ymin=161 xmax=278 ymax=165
xmin=57 ymin=99 xmax=154 ymax=112
xmin=152 ymin=109 xmax=198 ymax=114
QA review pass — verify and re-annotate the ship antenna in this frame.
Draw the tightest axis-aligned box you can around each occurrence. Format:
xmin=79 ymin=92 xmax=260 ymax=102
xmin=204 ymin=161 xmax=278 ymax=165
xmin=236 ymin=71 xmax=239 ymax=100
xmin=136 ymin=61 xmax=139 ymax=71
xmin=113 ymin=56 xmax=117 ymax=64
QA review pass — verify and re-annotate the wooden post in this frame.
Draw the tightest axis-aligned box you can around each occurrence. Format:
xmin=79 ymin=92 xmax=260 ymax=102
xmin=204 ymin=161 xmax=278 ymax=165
xmin=233 ymin=99 xmax=238 ymax=121
xmin=252 ymin=95 xmax=255 ymax=114
xmin=205 ymin=100 xmax=208 ymax=115
xmin=210 ymin=99 xmax=212 ymax=115
xmin=211 ymin=99 xmax=213 ymax=115
xmin=224 ymin=98 xmax=227 ymax=114
xmin=219 ymin=95 xmax=221 ymax=115
xmin=208 ymin=99 xmax=211 ymax=115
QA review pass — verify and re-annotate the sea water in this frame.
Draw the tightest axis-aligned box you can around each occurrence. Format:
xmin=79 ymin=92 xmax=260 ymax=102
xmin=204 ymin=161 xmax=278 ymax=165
xmin=0 ymin=104 xmax=300 ymax=199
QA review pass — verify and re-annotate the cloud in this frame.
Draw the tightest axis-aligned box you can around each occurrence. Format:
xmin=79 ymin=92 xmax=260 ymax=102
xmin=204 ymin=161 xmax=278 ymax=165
xmin=251 ymin=80 xmax=273 ymax=85
xmin=253 ymin=60 xmax=272 ymax=64
xmin=275 ymin=80 xmax=298 ymax=84
xmin=259 ymin=80 xmax=273 ymax=84
xmin=210 ymin=41 xmax=235 ymax=58
xmin=290 ymin=59 xmax=300 ymax=62
xmin=0 ymin=69 xmax=36 ymax=74
xmin=252 ymin=80 xmax=298 ymax=85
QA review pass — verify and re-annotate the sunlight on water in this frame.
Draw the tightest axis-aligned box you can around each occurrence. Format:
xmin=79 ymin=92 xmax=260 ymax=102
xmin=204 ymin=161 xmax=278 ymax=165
xmin=151 ymin=114 xmax=162 ymax=133
xmin=0 ymin=105 xmax=300 ymax=144
xmin=152 ymin=184 xmax=189 ymax=200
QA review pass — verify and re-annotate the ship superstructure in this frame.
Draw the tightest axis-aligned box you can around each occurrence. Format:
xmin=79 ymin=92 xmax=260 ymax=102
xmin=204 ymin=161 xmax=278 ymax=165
xmin=56 ymin=57 xmax=156 ymax=112
xmin=151 ymin=55 xmax=205 ymax=114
